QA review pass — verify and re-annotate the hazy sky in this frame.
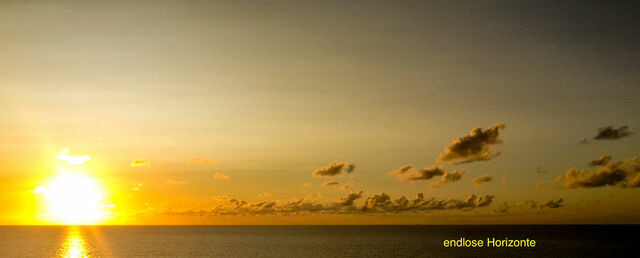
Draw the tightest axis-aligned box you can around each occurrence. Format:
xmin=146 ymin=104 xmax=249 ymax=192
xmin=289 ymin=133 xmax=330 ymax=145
xmin=1 ymin=0 xmax=639 ymax=224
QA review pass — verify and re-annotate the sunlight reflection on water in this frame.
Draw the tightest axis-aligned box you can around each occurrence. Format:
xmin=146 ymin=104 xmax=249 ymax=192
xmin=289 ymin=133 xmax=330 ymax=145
xmin=57 ymin=228 xmax=91 ymax=258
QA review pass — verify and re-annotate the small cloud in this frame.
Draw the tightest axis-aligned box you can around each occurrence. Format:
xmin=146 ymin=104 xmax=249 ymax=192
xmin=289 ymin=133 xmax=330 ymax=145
xmin=213 ymin=173 xmax=230 ymax=180
xmin=341 ymin=181 xmax=355 ymax=190
xmin=302 ymin=183 xmax=311 ymax=188
xmin=472 ymin=175 xmax=493 ymax=188
xmin=580 ymin=125 xmax=635 ymax=143
xmin=432 ymin=170 xmax=465 ymax=188
xmin=539 ymin=198 xmax=564 ymax=209
xmin=312 ymin=161 xmax=355 ymax=177
xmin=533 ymin=167 xmax=547 ymax=174
xmin=589 ymin=155 xmax=612 ymax=167
xmin=188 ymin=157 xmax=216 ymax=165
xmin=436 ymin=123 xmax=505 ymax=164
xmin=131 ymin=159 xmax=150 ymax=167
xmin=258 ymin=192 xmax=273 ymax=198
xmin=56 ymin=149 xmax=90 ymax=165
xmin=166 ymin=179 xmax=190 ymax=185
xmin=521 ymin=198 xmax=564 ymax=209
xmin=322 ymin=181 xmax=340 ymax=187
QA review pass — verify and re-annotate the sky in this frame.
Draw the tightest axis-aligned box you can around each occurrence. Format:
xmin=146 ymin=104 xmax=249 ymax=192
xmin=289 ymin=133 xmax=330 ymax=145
xmin=1 ymin=0 xmax=639 ymax=225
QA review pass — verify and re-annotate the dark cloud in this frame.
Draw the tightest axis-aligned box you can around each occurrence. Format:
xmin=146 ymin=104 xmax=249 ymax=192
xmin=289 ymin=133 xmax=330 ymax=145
xmin=312 ymin=162 xmax=355 ymax=177
xmin=322 ymin=181 xmax=339 ymax=187
xmin=555 ymin=157 xmax=640 ymax=188
xmin=412 ymin=166 xmax=447 ymax=181
xmin=539 ymin=198 xmax=564 ymax=209
xmin=580 ymin=126 xmax=635 ymax=143
xmin=165 ymin=191 xmax=494 ymax=216
xmin=472 ymin=175 xmax=493 ymax=188
xmin=437 ymin=123 xmax=505 ymax=163
xmin=589 ymin=155 xmax=612 ymax=167
xmin=388 ymin=165 xmax=465 ymax=187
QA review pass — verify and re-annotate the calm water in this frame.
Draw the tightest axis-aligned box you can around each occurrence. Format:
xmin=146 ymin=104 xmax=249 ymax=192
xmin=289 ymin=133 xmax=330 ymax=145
xmin=0 ymin=225 xmax=636 ymax=257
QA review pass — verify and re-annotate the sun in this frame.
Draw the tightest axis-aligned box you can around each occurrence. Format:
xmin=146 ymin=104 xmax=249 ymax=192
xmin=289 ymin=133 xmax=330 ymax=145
xmin=35 ymin=173 xmax=109 ymax=225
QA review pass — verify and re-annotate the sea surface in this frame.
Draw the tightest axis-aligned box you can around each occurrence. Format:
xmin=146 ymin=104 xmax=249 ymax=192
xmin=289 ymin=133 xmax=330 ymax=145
xmin=0 ymin=225 xmax=636 ymax=257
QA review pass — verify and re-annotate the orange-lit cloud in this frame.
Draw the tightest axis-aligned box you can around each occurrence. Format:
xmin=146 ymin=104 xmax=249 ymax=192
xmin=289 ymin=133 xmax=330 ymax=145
xmin=56 ymin=149 xmax=90 ymax=165
xmin=322 ymin=181 xmax=339 ymax=187
xmin=188 ymin=157 xmax=216 ymax=165
xmin=432 ymin=170 xmax=465 ymax=188
xmin=131 ymin=159 xmax=150 ymax=167
xmin=341 ymin=182 xmax=354 ymax=190
xmin=437 ymin=123 xmax=505 ymax=163
xmin=472 ymin=175 xmax=493 ymax=188
xmin=555 ymin=156 xmax=640 ymax=188
xmin=213 ymin=173 xmax=230 ymax=180
xmin=165 ymin=191 xmax=494 ymax=216
xmin=312 ymin=162 xmax=355 ymax=177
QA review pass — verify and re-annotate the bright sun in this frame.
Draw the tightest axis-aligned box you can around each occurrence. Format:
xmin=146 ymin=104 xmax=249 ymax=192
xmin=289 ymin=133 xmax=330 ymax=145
xmin=35 ymin=173 xmax=109 ymax=225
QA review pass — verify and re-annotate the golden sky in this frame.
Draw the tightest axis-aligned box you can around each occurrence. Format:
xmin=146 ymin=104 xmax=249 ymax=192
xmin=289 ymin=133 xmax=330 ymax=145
xmin=1 ymin=1 xmax=639 ymax=225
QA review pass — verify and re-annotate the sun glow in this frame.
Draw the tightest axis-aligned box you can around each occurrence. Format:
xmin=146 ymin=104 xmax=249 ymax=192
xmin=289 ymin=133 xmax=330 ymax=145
xmin=35 ymin=173 xmax=111 ymax=225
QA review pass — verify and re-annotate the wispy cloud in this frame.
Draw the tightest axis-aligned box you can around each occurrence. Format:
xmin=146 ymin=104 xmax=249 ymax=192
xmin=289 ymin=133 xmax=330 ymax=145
xmin=213 ymin=172 xmax=230 ymax=180
xmin=131 ymin=159 xmax=150 ymax=167
xmin=188 ymin=157 xmax=216 ymax=165
xmin=322 ymin=181 xmax=339 ymax=187
xmin=56 ymin=149 xmax=90 ymax=165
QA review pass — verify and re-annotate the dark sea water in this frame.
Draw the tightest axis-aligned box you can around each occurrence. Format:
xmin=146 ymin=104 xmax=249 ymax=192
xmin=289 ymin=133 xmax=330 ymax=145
xmin=0 ymin=225 xmax=636 ymax=257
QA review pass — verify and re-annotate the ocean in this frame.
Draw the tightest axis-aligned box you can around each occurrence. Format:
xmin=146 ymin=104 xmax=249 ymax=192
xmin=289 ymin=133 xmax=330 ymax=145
xmin=0 ymin=225 xmax=636 ymax=257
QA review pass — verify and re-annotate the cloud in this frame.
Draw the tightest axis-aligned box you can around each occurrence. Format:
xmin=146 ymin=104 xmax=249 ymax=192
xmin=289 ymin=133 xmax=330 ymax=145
xmin=258 ymin=192 xmax=273 ymax=198
xmin=166 ymin=179 xmax=190 ymax=185
xmin=432 ymin=170 xmax=465 ymax=188
xmin=388 ymin=165 xmax=465 ymax=187
xmin=213 ymin=173 xmax=230 ymax=180
xmin=555 ymin=157 xmax=640 ymax=188
xmin=339 ymin=190 xmax=364 ymax=206
xmin=589 ymin=155 xmax=612 ymax=167
xmin=164 ymin=191 xmax=495 ymax=216
xmin=131 ymin=159 xmax=150 ymax=167
xmin=496 ymin=198 xmax=564 ymax=213
xmin=56 ymin=149 xmax=90 ymax=165
xmin=302 ymin=183 xmax=311 ymax=188
xmin=472 ymin=175 xmax=493 ymax=188
xmin=322 ymin=181 xmax=339 ymax=187
xmin=539 ymin=198 xmax=564 ymax=209
xmin=388 ymin=165 xmax=443 ymax=181
xmin=312 ymin=161 xmax=355 ymax=177
xmin=580 ymin=126 xmax=635 ymax=143
xmin=436 ymin=123 xmax=505 ymax=163
xmin=188 ymin=157 xmax=216 ymax=165
xmin=341 ymin=181 xmax=355 ymax=190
